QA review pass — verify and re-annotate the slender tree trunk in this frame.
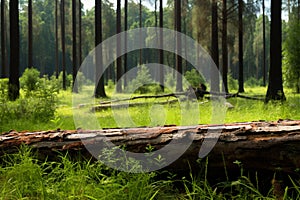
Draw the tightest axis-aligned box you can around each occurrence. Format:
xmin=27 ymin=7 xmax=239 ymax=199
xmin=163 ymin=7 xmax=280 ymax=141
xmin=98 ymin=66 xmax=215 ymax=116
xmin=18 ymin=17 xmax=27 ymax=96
xmin=8 ymin=0 xmax=20 ymax=101
xmin=79 ymin=0 xmax=82 ymax=66
xmin=159 ymin=0 xmax=164 ymax=91
xmin=139 ymin=0 xmax=142 ymax=65
xmin=262 ymin=0 xmax=266 ymax=86
xmin=28 ymin=0 xmax=33 ymax=68
xmin=238 ymin=0 xmax=244 ymax=93
xmin=95 ymin=0 xmax=106 ymax=97
xmin=116 ymin=0 xmax=122 ymax=93
xmin=154 ymin=0 xmax=157 ymax=27
xmin=266 ymin=0 xmax=285 ymax=102
xmin=211 ymin=0 xmax=219 ymax=93
xmin=61 ymin=0 xmax=66 ymax=90
xmin=175 ymin=0 xmax=182 ymax=92
xmin=55 ymin=0 xmax=59 ymax=78
xmin=222 ymin=0 xmax=228 ymax=93
xmin=72 ymin=0 xmax=78 ymax=93
xmin=124 ymin=0 xmax=128 ymax=88
xmin=1 ymin=0 xmax=7 ymax=78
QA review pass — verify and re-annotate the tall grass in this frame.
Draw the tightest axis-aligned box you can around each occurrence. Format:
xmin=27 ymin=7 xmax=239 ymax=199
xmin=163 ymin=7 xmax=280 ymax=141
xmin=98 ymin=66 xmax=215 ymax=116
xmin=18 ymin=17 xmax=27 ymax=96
xmin=1 ymin=146 xmax=300 ymax=199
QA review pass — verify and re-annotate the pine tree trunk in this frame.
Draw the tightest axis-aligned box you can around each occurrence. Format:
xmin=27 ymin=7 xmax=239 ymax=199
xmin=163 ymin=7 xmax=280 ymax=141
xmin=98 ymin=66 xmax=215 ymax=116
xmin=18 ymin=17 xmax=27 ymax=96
xmin=78 ymin=0 xmax=82 ymax=66
xmin=211 ymin=0 xmax=219 ymax=93
xmin=175 ymin=0 xmax=182 ymax=92
xmin=222 ymin=0 xmax=228 ymax=93
xmin=266 ymin=0 xmax=285 ymax=102
xmin=159 ymin=0 xmax=164 ymax=91
xmin=8 ymin=0 xmax=20 ymax=101
xmin=116 ymin=0 xmax=122 ymax=93
xmin=95 ymin=0 xmax=107 ymax=97
xmin=124 ymin=0 xmax=128 ymax=88
xmin=55 ymin=0 xmax=59 ymax=78
xmin=72 ymin=0 xmax=78 ymax=93
xmin=1 ymin=0 xmax=7 ymax=78
xmin=61 ymin=0 xmax=66 ymax=90
xmin=262 ymin=0 xmax=266 ymax=86
xmin=28 ymin=0 xmax=33 ymax=68
xmin=238 ymin=0 xmax=244 ymax=93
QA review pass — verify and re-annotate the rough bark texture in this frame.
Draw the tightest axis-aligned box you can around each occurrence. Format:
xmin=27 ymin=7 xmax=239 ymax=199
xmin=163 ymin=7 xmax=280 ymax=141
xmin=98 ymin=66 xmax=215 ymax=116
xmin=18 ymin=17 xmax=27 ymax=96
xmin=266 ymin=0 xmax=285 ymax=102
xmin=8 ymin=0 xmax=20 ymax=101
xmin=28 ymin=0 xmax=33 ymax=68
xmin=95 ymin=0 xmax=106 ymax=97
xmin=1 ymin=120 xmax=300 ymax=173
xmin=211 ymin=0 xmax=219 ymax=93
xmin=1 ymin=0 xmax=7 ymax=78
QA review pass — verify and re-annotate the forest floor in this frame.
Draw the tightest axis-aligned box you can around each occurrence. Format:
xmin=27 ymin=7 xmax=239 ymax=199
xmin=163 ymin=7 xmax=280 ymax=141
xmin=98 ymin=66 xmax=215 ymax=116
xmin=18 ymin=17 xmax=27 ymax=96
xmin=1 ymin=85 xmax=300 ymax=199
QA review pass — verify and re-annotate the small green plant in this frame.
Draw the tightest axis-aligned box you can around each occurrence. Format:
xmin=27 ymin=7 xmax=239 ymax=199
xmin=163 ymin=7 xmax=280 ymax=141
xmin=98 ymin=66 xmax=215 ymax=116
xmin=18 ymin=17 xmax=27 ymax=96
xmin=185 ymin=69 xmax=205 ymax=88
xmin=126 ymin=65 xmax=158 ymax=94
xmin=20 ymin=68 xmax=41 ymax=93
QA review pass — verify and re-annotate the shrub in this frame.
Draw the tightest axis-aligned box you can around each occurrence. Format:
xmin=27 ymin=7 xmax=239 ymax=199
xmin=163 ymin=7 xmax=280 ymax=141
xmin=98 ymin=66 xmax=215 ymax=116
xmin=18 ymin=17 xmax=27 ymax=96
xmin=0 ymin=70 xmax=57 ymax=125
xmin=228 ymin=74 xmax=238 ymax=91
xmin=185 ymin=69 xmax=205 ymax=88
xmin=165 ymin=72 xmax=176 ymax=90
xmin=20 ymin=68 xmax=41 ymax=92
xmin=126 ymin=65 xmax=157 ymax=94
xmin=245 ymin=77 xmax=263 ymax=87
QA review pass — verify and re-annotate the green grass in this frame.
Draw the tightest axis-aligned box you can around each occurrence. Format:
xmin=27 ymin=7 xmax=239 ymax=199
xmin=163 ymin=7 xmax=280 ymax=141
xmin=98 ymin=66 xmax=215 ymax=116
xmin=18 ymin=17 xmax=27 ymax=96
xmin=1 ymin=85 xmax=300 ymax=199
xmin=1 ymin=85 xmax=300 ymax=132
xmin=1 ymin=145 xmax=300 ymax=199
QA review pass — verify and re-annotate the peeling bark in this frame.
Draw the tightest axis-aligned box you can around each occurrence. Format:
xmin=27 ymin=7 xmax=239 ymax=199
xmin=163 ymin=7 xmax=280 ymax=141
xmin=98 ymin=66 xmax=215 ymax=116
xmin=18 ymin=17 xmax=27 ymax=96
xmin=1 ymin=120 xmax=300 ymax=173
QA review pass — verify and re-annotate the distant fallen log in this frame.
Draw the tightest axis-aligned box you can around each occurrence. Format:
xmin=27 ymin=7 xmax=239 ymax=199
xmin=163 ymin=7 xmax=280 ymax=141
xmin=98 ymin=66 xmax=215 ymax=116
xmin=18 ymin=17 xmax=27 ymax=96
xmin=1 ymin=120 xmax=300 ymax=173
xmin=92 ymin=99 xmax=178 ymax=111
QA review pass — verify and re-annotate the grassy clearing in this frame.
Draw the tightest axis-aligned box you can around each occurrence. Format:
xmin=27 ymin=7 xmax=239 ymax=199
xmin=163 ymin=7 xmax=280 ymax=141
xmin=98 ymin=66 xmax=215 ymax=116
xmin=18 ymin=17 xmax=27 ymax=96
xmin=1 ymin=85 xmax=300 ymax=132
xmin=1 ymin=84 xmax=300 ymax=199
xmin=1 ymin=145 xmax=300 ymax=199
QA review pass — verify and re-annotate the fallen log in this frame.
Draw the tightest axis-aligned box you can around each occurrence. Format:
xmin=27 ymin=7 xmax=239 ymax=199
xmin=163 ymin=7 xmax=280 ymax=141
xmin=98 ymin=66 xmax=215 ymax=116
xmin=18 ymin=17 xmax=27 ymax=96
xmin=1 ymin=120 xmax=300 ymax=174
xmin=92 ymin=99 xmax=178 ymax=111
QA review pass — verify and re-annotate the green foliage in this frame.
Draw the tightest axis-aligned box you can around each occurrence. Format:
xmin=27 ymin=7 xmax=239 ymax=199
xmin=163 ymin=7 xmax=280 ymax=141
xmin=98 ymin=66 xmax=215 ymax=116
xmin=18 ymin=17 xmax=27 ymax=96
xmin=20 ymin=68 xmax=41 ymax=93
xmin=245 ymin=77 xmax=263 ymax=87
xmin=2 ymin=145 xmax=300 ymax=199
xmin=126 ymin=65 xmax=161 ymax=94
xmin=0 ymin=69 xmax=57 ymax=127
xmin=283 ymin=17 xmax=300 ymax=93
xmin=228 ymin=74 xmax=238 ymax=91
xmin=165 ymin=72 xmax=176 ymax=90
xmin=0 ymin=78 xmax=8 ymax=100
xmin=184 ymin=69 xmax=205 ymax=88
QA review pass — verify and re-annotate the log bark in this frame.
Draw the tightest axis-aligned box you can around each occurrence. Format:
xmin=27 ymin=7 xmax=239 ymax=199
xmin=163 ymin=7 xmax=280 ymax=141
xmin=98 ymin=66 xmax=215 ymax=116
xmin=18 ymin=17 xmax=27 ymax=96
xmin=1 ymin=120 xmax=300 ymax=174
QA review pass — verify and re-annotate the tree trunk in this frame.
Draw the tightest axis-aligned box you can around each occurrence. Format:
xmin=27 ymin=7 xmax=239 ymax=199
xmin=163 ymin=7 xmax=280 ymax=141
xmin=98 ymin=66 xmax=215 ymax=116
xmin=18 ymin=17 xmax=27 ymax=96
xmin=124 ymin=0 xmax=128 ymax=88
xmin=28 ymin=0 xmax=33 ymax=68
xmin=2 ymin=120 xmax=300 ymax=173
xmin=55 ymin=0 xmax=59 ymax=78
xmin=266 ymin=0 xmax=285 ymax=102
xmin=222 ymin=0 xmax=228 ymax=93
xmin=1 ymin=0 xmax=7 ymax=78
xmin=8 ymin=0 xmax=20 ymax=101
xmin=72 ymin=0 xmax=78 ymax=93
xmin=211 ymin=0 xmax=219 ymax=93
xmin=95 ymin=0 xmax=107 ymax=97
xmin=61 ymin=0 xmax=66 ymax=90
xmin=116 ymin=0 xmax=122 ymax=93
xmin=175 ymin=0 xmax=182 ymax=92
xmin=78 ymin=0 xmax=82 ymax=66
xmin=262 ymin=0 xmax=266 ymax=86
xmin=238 ymin=0 xmax=244 ymax=93
xmin=159 ymin=0 xmax=164 ymax=91
xmin=139 ymin=0 xmax=142 ymax=65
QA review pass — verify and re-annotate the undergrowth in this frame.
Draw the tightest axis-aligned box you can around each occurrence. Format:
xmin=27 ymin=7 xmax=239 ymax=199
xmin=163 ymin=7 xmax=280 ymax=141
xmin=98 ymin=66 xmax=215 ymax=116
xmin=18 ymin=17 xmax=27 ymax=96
xmin=1 ymin=146 xmax=300 ymax=199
